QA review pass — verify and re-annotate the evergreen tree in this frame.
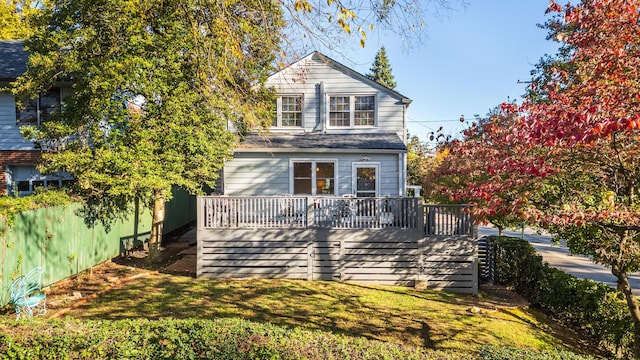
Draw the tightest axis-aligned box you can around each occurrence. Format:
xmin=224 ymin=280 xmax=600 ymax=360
xmin=366 ymin=46 xmax=397 ymax=89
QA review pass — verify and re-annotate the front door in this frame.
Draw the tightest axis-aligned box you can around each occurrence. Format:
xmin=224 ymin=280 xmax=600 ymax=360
xmin=352 ymin=163 xmax=379 ymax=197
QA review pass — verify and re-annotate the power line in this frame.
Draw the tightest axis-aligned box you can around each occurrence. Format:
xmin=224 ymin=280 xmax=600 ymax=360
xmin=408 ymin=119 xmax=464 ymax=123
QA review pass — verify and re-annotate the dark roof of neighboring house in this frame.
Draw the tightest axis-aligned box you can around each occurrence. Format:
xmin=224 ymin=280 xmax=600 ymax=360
xmin=0 ymin=40 xmax=27 ymax=80
xmin=237 ymin=133 xmax=407 ymax=152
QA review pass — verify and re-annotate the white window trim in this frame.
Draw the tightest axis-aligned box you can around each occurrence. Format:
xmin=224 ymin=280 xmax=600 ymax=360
xmin=289 ymin=158 xmax=339 ymax=195
xmin=351 ymin=162 xmax=380 ymax=197
xmin=6 ymin=164 xmax=73 ymax=196
xmin=274 ymin=94 xmax=304 ymax=128
xmin=326 ymin=93 xmax=377 ymax=129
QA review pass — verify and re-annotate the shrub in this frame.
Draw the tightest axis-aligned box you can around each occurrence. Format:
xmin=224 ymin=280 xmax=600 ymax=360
xmin=0 ymin=188 xmax=72 ymax=228
xmin=0 ymin=317 xmax=458 ymax=360
xmin=489 ymin=236 xmax=633 ymax=357
xmin=478 ymin=345 xmax=596 ymax=360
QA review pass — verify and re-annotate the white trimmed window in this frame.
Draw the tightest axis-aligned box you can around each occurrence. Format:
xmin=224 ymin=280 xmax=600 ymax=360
xmin=6 ymin=165 xmax=74 ymax=196
xmin=291 ymin=160 xmax=336 ymax=195
xmin=328 ymin=94 xmax=376 ymax=128
xmin=274 ymin=95 xmax=303 ymax=127
xmin=16 ymin=88 xmax=61 ymax=126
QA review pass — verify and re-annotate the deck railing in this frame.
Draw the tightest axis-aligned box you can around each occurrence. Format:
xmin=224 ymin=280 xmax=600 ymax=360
xmin=424 ymin=204 xmax=473 ymax=236
xmin=199 ymin=196 xmax=473 ymax=234
xmin=313 ymin=197 xmax=419 ymax=229
xmin=200 ymin=196 xmax=308 ymax=229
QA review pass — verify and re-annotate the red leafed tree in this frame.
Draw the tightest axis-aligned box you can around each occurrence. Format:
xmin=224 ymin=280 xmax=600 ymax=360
xmin=429 ymin=108 xmax=550 ymax=235
xmin=518 ymin=1 xmax=640 ymax=356
xmin=434 ymin=1 xmax=640 ymax=355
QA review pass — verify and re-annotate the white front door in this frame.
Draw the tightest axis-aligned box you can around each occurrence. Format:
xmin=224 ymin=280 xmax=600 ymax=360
xmin=352 ymin=162 xmax=379 ymax=197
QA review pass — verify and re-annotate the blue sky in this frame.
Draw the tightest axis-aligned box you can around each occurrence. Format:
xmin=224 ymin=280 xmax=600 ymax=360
xmin=326 ymin=1 xmax=561 ymax=144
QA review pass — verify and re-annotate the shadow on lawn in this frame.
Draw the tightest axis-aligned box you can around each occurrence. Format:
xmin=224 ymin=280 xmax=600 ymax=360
xmin=72 ymin=276 xmax=429 ymax=346
xmin=63 ymin=273 xmax=594 ymax=354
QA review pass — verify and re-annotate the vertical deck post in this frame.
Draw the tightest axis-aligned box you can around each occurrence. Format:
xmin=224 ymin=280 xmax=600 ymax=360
xmin=416 ymin=198 xmax=425 ymax=233
xmin=472 ymin=252 xmax=479 ymax=295
xmin=306 ymin=196 xmax=314 ymax=228
xmin=196 ymin=196 xmax=203 ymax=278
xmin=307 ymin=241 xmax=314 ymax=281
xmin=415 ymin=199 xmax=427 ymax=289
xmin=197 ymin=196 xmax=203 ymax=230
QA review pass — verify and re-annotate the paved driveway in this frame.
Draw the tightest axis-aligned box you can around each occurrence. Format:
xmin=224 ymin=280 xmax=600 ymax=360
xmin=478 ymin=226 xmax=640 ymax=294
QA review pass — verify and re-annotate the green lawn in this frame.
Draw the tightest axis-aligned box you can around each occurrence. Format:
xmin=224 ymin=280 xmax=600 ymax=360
xmin=52 ymin=273 xmax=593 ymax=356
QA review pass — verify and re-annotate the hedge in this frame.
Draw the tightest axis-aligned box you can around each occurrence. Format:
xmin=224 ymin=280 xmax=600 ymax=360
xmin=489 ymin=235 xmax=632 ymax=357
xmin=0 ymin=318 xmax=460 ymax=360
xmin=477 ymin=346 xmax=596 ymax=360
xmin=0 ymin=317 xmax=601 ymax=360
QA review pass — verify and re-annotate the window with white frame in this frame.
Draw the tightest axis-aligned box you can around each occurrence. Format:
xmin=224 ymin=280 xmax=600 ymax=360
xmin=6 ymin=164 xmax=74 ymax=196
xmin=292 ymin=160 xmax=336 ymax=195
xmin=274 ymin=95 xmax=303 ymax=127
xmin=16 ymin=88 xmax=61 ymax=126
xmin=328 ymin=95 xmax=376 ymax=127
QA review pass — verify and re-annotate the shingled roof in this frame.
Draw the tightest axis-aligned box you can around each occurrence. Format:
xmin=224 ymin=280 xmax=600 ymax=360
xmin=0 ymin=40 xmax=27 ymax=80
xmin=237 ymin=133 xmax=407 ymax=152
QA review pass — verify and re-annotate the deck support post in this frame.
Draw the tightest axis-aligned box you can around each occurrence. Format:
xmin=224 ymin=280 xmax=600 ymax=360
xmin=307 ymin=240 xmax=314 ymax=281
xmin=306 ymin=197 xmax=314 ymax=228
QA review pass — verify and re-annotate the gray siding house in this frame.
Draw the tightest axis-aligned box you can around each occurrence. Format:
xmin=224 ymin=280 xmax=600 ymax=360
xmin=222 ymin=52 xmax=412 ymax=197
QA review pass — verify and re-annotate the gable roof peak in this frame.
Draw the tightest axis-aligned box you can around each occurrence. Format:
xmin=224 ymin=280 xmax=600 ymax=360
xmin=274 ymin=50 xmax=411 ymax=105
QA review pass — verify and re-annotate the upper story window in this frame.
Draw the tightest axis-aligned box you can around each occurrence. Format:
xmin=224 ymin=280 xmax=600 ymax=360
xmin=274 ymin=95 xmax=302 ymax=127
xmin=328 ymin=95 xmax=376 ymax=128
xmin=16 ymin=87 xmax=61 ymax=126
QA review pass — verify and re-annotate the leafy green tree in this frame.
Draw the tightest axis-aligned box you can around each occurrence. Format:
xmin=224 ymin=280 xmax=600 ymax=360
xmin=0 ymin=0 xmax=39 ymax=40
xmin=366 ymin=46 xmax=396 ymax=89
xmin=13 ymin=0 xmax=283 ymax=260
xmin=406 ymin=134 xmax=431 ymax=188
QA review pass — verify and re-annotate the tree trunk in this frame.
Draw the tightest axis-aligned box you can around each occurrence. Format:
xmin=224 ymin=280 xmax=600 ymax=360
xmin=497 ymin=226 xmax=504 ymax=236
xmin=612 ymin=264 xmax=640 ymax=358
xmin=148 ymin=195 xmax=165 ymax=263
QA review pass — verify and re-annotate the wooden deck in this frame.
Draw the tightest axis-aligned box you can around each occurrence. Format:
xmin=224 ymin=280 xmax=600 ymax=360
xmin=197 ymin=196 xmax=477 ymax=294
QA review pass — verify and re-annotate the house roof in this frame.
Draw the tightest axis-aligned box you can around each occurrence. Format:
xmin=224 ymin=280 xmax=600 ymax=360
xmin=0 ymin=40 xmax=27 ymax=81
xmin=236 ymin=133 xmax=407 ymax=153
xmin=271 ymin=51 xmax=412 ymax=105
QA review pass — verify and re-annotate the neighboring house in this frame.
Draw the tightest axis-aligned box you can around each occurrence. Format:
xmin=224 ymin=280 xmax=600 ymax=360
xmin=221 ymin=52 xmax=412 ymax=197
xmin=0 ymin=40 xmax=72 ymax=195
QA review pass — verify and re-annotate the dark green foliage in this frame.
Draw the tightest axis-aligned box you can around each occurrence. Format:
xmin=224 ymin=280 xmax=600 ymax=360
xmin=0 ymin=317 xmax=456 ymax=360
xmin=366 ymin=46 xmax=397 ymax=89
xmin=490 ymin=236 xmax=633 ymax=357
xmin=13 ymin=0 xmax=282 ymax=237
xmin=478 ymin=346 xmax=596 ymax=360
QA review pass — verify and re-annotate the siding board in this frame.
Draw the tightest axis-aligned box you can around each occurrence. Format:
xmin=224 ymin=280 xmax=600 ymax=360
xmin=0 ymin=92 xmax=33 ymax=150
xmin=224 ymin=152 xmax=401 ymax=197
